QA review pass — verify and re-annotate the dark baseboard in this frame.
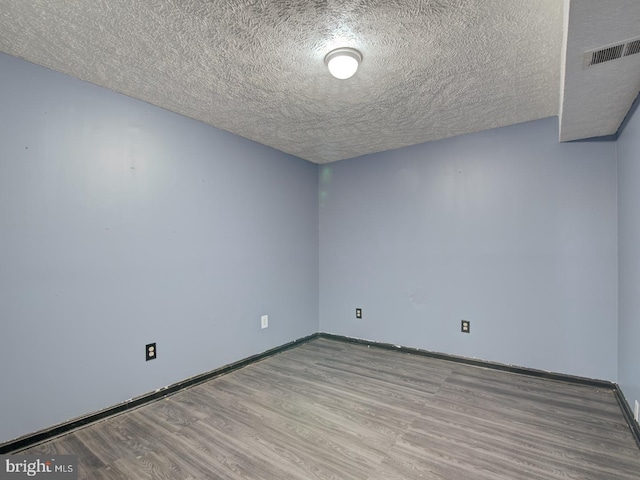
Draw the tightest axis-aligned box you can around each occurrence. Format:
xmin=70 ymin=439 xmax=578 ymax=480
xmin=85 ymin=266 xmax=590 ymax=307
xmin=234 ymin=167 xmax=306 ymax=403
xmin=0 ymin=333 xmax=320 ymax=454
xmin=318 ymin=332 xmax=614 ymax=388
xmin=613 ymin=387 xmax=640 ymax=450
xmin=4 ymin=331 xmax=639 ymax=454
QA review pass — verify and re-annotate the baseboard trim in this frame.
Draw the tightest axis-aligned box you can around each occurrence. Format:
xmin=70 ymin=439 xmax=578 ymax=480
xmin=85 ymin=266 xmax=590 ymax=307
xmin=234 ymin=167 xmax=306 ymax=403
xmin=0 ymin=333 xmax=320 ymax=454
xmin=318 ymin=332 xmax=614 ymax=388
xmin=4 ymin=331 xmax=639 ymax=454
xmin=613 ymin=387 xmax=640 ymax=450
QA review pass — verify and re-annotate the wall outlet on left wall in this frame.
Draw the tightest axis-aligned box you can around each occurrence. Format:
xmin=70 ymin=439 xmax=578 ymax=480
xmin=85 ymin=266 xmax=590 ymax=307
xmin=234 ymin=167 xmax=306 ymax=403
xmin=146 ymin=343 xmax=156 ymax=361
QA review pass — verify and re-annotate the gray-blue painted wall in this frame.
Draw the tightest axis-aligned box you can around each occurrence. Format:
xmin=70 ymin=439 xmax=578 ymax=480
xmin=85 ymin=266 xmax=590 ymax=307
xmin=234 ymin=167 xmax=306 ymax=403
xmin=618 ymin=103 xmax=640 ymax=414
xmin=319 ymin=117 xmax=618 ymax=382
xmin=0 ymin=50 xmax=632 ymax=445
xmin=0 ymin=53 xmax=319 ymax=444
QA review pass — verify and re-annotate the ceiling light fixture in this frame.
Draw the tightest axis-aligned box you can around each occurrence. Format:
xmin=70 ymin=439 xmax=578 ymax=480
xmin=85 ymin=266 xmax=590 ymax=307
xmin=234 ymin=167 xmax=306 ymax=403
xmin=324 ymin=47 xmax=362 ymax=80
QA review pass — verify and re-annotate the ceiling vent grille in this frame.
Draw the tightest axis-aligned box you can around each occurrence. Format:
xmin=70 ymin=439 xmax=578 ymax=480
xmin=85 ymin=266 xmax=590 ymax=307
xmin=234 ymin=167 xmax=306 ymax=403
xmin=583 ymin=36 xmax=640 ymax=68
xmin=624 ymin=39 xmax=640 ymax=57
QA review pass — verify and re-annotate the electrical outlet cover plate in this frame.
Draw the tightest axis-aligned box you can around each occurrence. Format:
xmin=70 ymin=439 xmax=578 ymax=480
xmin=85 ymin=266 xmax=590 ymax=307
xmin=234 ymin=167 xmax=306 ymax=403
xmin=356 ymin=308 xmax=362 ymax=319
xmin=146 ymin=343 xmax=156 ymax=361
xmin=461 ymin=320 xmax=470 ymax=333
xmin=261 ymin=315 xmax=268 ymax=329
xmin=634 ymin=400 xmax=639 ymax=422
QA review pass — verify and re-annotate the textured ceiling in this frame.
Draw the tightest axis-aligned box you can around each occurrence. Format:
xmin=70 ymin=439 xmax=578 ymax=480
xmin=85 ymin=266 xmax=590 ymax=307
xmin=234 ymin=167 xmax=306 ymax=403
xmin=0 ymin=1 xmax=636 ymax=163
xmin=559 ymin=0 xmax=640 ymax=142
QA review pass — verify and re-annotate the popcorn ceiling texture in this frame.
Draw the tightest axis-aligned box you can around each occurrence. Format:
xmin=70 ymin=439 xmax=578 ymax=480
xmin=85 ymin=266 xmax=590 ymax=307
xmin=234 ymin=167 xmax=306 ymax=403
xmin=0 ymin=0 xmax=614 ymax=163
xmin=560 ymin=0 xmax=640 ymax=142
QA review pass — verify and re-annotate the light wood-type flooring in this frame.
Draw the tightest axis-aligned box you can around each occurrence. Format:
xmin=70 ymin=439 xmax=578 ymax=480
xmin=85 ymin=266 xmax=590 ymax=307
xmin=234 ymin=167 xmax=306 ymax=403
xmin=20 ymin=338 xmax=640 ymax=479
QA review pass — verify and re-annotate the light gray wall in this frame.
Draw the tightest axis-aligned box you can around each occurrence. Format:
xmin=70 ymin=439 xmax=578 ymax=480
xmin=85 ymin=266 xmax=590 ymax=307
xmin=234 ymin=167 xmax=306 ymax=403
xmin=0 ymin=53 xmax=319 ymax=444
xmin=0 ymin=49 xmax=628 ymax=445
xmin=618 ymin=103 xmax=640 ymax=414
xmin=319 ymin=117 xmax=618 ymax=381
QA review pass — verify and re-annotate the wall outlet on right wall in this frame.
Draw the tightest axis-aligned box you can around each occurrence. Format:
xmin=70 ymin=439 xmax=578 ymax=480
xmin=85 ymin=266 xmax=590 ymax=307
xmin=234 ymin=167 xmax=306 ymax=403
xmin=634 ymin=400 xmax=639 ymax=422
xmin=461 ymin=320 xmax=470 ymax=333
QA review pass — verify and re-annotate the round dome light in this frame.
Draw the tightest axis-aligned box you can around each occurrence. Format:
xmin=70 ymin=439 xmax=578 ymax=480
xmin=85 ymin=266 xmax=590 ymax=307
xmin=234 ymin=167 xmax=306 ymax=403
xmin=324 ymin=47 xmax=362 ymax=80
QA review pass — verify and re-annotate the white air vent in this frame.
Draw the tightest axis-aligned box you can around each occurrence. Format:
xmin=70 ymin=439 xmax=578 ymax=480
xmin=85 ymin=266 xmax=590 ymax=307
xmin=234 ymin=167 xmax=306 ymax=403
xmin=583 ymin=36 xmax=640 ymax=68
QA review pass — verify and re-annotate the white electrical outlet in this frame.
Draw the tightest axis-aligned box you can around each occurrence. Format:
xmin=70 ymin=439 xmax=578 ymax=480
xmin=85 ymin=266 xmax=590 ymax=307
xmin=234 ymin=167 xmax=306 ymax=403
xmin=261 ymin=315 xmax=268 ymax=329
xmin=634 ymin=400 xmax=639 ymax=422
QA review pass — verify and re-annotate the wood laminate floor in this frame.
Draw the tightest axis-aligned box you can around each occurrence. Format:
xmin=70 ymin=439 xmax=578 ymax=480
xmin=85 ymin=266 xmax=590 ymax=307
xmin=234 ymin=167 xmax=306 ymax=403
xmin=20 ymin=338 xmax=640 ymax=479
